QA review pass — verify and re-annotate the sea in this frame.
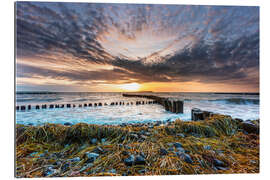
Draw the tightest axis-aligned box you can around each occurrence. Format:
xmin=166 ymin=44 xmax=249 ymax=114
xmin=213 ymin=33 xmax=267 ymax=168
xmin=15 ymin=92 xmax=259 ymax=126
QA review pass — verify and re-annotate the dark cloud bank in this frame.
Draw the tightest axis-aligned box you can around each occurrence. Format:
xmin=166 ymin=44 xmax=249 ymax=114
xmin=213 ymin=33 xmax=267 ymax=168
xmin=16 ymin=2 xmax=259 ymax=91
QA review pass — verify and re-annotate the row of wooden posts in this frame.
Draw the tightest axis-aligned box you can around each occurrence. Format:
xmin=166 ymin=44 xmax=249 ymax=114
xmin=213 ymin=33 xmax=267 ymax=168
xmin=16 ymin=100 xmax=158 ymax=111
xmin=122 ymin=94 xmax=184 ymax=114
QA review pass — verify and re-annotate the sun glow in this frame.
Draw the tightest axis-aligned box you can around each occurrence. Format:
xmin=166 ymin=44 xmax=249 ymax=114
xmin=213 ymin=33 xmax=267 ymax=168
xmin=119 ymin=83 xmax=141 ymax=91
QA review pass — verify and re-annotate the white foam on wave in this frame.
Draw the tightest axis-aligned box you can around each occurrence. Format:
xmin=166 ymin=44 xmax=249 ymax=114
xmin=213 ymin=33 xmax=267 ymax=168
xmin=16 ymin=98 xmax=259 ymax=126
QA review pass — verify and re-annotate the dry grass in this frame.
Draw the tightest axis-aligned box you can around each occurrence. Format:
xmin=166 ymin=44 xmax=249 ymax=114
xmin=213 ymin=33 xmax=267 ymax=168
xmin=15 ymin=115 xmax=259 ymax=177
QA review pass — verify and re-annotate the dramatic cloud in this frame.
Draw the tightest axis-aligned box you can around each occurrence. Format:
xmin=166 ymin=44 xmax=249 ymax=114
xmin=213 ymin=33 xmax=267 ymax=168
xmin=15 ymin=2 xmax=259 ymax=92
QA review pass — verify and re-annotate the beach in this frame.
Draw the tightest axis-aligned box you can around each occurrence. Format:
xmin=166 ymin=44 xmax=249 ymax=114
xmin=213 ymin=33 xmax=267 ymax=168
xmin=15 ymin=113 xmax=259 ymax=177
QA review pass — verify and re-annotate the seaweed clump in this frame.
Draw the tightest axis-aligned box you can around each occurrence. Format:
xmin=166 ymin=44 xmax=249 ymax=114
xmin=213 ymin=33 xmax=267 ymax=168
xmin=15 ymin=114 xmax=259 ymax=177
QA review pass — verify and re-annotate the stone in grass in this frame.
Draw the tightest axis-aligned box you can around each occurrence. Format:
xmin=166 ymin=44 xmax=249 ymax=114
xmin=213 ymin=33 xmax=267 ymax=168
xmin=173 ymin=142 xmax=183 ymax=148
xmin=176 ymin=147 xmax=186 ymax=153
xmin=176 ymin=133 xmax=185 ymax=138
xmin=68 ymin=157 xmax=80 ymax=162
xmin=80 ymin=163 xmax=93 ymax=172
xmin=124 ymin=145 xmax=132 ymax=150
xmin=140 ymin=135 xmax=148 ymax=140
xmin=43 ymin=166 xmax=58 ymax=177
xmin=101 ymin=138 xmax=106 ymax=144
xmin=91 ymin=138 xmax=98 ymax=144
xmin=134 ymin=155 xmax=146 ymax=165
xmin=85 ymin=152 xmax=99 ymax=163
xmin=159 ymin=148 xmax=168 ymax=156
xmin=124 ymin=154 xmax=135 ymax=166
xmin=138 ymin=169 xmax=147 ymax=174
xmin=144 ymin=132 xmax=151 ymax=136
xmin=61 ymin=163 xmax=70 ymax=172
xmin=204 ymin=145 xmax=211 ymax=150
xmin=216 ymin=166 xmax=229 ymax=171
xmin=64 ymin=122 xmax=72 ymax=126
xmin=108 ymin=169 xmax=117 ymax=174
xmin=240 ymin=121 xmax=259 ymax=134
xmin=213 ymin=159 xmax=226 ymax=167
xmin=130 ymin=133 xmax=139 ymax=139
xmin=92 ymin=147 xmax=104 ymax=154
xmin=176 ymin=152 xmax=193 ymax=164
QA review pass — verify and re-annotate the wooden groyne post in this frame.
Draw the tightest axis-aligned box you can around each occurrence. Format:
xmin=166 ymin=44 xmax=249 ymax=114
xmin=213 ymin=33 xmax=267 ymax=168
xmin=122 ymin=94 xmax=184 ymax=114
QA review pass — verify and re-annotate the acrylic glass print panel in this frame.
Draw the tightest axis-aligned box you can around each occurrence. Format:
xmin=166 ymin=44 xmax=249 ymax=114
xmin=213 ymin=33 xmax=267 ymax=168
xmin=15 ymin=1 xmax=259 ymax=177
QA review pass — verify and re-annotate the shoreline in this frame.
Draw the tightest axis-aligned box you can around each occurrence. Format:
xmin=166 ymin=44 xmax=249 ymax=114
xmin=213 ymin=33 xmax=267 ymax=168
xmin=16 ymin=114 xmax=259 ymax=177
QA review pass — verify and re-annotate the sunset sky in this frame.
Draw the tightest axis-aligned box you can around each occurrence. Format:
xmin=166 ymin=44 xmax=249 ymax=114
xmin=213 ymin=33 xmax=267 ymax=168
xmin=16 ymin=2 xmax=259 ymax=92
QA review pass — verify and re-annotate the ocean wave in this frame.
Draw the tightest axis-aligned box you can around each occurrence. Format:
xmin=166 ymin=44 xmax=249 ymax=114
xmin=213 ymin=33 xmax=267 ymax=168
xmin=210 ymin=98 xmax=259 ymax=105
xmin=16 ymin=97 xmax=62 ymax=103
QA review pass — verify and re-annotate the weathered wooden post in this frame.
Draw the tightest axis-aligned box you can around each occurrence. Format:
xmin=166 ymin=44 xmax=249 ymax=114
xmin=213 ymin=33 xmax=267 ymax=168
xmin=21 ymin=105 xmax=26 ymax=111
xmin=173 ymin=101 xmax=177 ymax=113
xmin=164 ymin=100 xmax=170 ymax=111
xmin=191 ymin=108 xmax=203 ymax=121
xmin=177 ymin=101 xmax=184 ymax=113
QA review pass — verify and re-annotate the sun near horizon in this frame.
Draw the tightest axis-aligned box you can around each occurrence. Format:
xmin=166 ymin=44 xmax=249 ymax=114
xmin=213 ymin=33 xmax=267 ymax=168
xmin=119 ymin=83 xmax=141 ymax=92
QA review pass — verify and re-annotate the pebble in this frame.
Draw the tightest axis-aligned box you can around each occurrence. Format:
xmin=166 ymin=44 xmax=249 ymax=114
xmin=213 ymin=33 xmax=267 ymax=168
xmin=216 ymin=166 xmax=229 ymax=170
xmin=91 ymin=138 xmax=98 ymax=144
xmin=124 ymin=155 xmax=135 ymax=166
xmin=108 ymin=169 xmax=117 ymax=174
xmin=43 ymin=166 xmax=58 ymax=176
xmin=140 ymin=135 xmax=148 ymax=140
xmin=144 ymin=132 xmax=151 ymax=136
xmin=68 ymin=157 xmax=80 ymax=162
xmin=138 ymin=169 xmax=147 ymax=174
xmin=173 ymin=142 xmax=183 ymax=148
xmin=176 ymin=152 xmax=193 ymax=164
xmin=159 ymin=148 xmax=168 ymax=156
xmin=124 ymin=145 xmax=131 ymax=150
xmin=176 ymin=147 xmax=186 ymax=153
xmin=92 ymin=147 xmax=104 ymax=154
xmin=101 ymin=138 xmax=106 ymax=144
xmin=176 ymin=133 xmax=185 ymax=138
xmin=134 ymin=155 xmax=146 ymax=165
xmin=64 ymin=122 xmax=72 ymax=126
xmin=61 ymin=163 xmax=70 ymax=172
xmin=204 ymin=145 xmax=211 ymax=150
xmin=85 ymin=152 xmax=99 ymax=163
xmin=213 ymin=159 xmax=226 ymax=167
xmin=130 ymin=133 xmax=139 ymax=139
xmin=80 ymin=163 xmax=93 ymax=172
